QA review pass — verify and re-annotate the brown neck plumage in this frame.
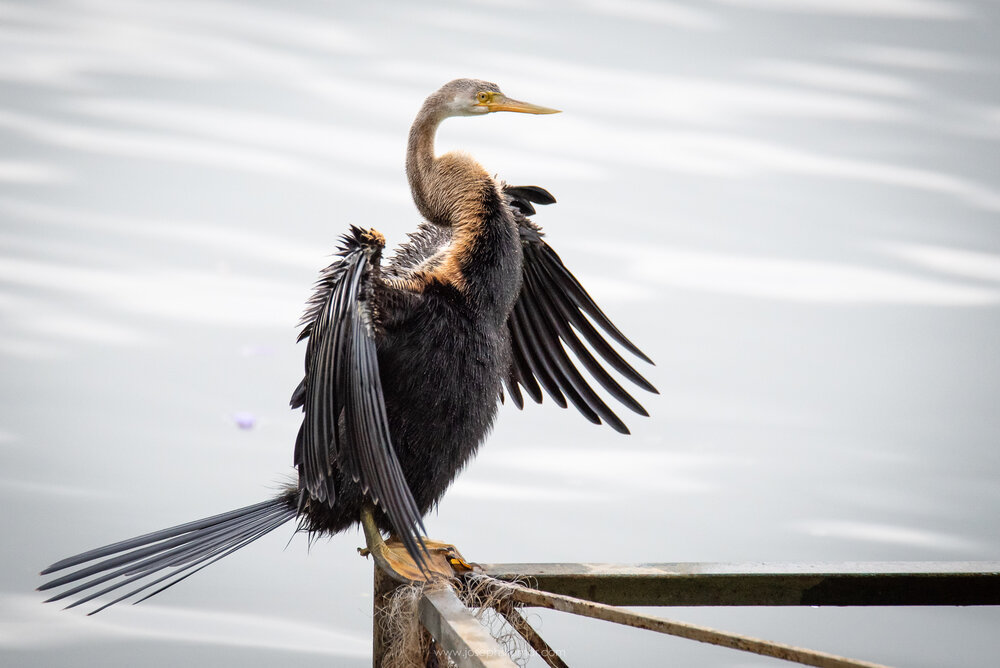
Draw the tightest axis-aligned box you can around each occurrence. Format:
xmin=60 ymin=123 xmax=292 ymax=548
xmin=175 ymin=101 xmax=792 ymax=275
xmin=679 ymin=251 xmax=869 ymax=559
xmin=405 ymin=98 xmax=441 ymax=224
xmin=405 ymin=95 xmax=504 ymax=295
xmin=406 ymin=95 xmax=493 ymax=229
xmin=403 ymin=91 xmax=520 ymax=315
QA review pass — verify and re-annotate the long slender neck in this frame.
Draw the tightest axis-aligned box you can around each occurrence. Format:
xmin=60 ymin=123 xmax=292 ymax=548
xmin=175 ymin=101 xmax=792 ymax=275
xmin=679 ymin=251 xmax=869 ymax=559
xmin=406 ymin=98 xmax=447 ymax=225
xmin=404 ymin=98 xmax=522 ymax=319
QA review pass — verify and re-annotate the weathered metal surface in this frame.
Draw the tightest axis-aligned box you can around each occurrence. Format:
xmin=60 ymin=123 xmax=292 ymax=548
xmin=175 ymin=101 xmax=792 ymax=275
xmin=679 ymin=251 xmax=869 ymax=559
xmin=493 ymin=602 xmax=569 ymax=668
xmin=496 ymin=581 xmax=890 ymax=668
xmin=418 ymin=585 xmax=520 ymax=668
xmin=479 ymin=561 xmax=1000 ymax=606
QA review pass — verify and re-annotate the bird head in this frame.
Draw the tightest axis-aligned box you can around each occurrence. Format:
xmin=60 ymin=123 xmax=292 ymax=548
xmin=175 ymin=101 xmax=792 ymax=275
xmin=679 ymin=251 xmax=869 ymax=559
xmin=436 ymin=79 xmax=560 ymax=117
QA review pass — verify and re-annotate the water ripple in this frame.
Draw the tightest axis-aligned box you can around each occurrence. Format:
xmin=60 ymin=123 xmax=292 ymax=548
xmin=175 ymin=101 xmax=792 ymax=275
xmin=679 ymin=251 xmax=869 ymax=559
xmin=793 ymin=519 xmax=982 ymax=552
xmin=0 ymin=594 xmax=369 ymax=656
xmin=716 ymin=0 xmax=970 ymax=20
xmin=575 ymin=241 xmax=1000 ymax=305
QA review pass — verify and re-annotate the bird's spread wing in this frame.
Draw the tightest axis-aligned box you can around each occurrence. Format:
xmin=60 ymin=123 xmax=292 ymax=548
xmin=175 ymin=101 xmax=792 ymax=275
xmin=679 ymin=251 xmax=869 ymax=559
xmin=503 ymin=185 xmax=658 ymax=434
xmin=290 ymin=226 xmax=426 ymax=564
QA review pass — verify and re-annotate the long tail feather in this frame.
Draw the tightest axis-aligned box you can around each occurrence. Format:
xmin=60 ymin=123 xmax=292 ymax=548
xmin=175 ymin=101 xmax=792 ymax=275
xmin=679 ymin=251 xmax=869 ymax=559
xmin=39 ymin=495 xmax=297 ymax=613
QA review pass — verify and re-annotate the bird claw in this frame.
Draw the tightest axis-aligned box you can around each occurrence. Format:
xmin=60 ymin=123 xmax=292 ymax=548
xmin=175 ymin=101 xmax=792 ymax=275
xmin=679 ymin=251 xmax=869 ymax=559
xmin=358 ymin=504 xmax=478 ymax=584
xmin=438 ymin=542 xmax=478 ymax=574
xmin=360 ymin=536 xmax=478 ymax=584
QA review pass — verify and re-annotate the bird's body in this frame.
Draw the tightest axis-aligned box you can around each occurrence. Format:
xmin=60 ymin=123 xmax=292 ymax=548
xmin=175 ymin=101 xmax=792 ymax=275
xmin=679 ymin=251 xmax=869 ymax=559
xmin=294 ymin=81 xmax=526 ymax=536
xmin=40 ymin=79 xmax=656 ymax=611
xmin=299 ymin=215 xmax=521 ymax=534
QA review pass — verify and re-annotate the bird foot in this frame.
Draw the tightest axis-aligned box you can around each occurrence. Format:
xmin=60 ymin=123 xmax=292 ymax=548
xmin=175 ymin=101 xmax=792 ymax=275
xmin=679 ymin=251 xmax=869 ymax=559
xmin=358 ymin=506 xmax=477 ymax=584
xmin=359 ymin=537 xmax=477 ymax=584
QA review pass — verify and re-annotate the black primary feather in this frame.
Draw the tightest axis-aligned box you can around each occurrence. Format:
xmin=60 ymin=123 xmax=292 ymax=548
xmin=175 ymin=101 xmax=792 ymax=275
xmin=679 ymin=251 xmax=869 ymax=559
xmin=294 ymin=226 xmax=428 ymax=565
xmin=502 ymin=185 xmax=657 ymax=433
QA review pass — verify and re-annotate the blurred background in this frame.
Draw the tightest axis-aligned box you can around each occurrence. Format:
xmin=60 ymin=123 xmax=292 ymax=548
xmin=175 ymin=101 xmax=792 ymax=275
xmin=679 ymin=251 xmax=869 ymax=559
xmin=1 ymin=0 xmax=998 ymax=666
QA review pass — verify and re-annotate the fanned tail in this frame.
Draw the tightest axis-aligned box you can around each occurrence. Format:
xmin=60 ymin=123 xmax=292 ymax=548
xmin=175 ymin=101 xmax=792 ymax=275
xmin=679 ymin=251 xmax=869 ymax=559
xmin=38 ymin=494 xmax=297 ymax=614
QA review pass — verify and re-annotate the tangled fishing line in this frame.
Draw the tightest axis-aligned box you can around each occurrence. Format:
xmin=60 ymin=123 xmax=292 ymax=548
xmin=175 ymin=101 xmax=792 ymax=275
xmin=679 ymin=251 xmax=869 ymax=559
xmin=376 ymin=573 xmax=534 ymax=668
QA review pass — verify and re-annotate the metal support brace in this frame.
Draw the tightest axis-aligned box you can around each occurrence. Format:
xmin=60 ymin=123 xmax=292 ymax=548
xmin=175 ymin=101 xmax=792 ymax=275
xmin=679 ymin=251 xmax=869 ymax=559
xmin=372 ymin=560 xmax=1000 ymax=667
xmin=480 ymin=561 xmax=1000 ymax=606
xmin=418 ymin=585 xmax=519 ymax=668
xmin=495 ymin=579 xmax=889 ymax=668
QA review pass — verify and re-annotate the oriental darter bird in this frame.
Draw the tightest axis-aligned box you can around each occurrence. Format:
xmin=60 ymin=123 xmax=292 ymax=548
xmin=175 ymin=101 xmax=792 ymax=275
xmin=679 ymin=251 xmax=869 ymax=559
xmin=39 ymin=79 xmax=657 ymax=611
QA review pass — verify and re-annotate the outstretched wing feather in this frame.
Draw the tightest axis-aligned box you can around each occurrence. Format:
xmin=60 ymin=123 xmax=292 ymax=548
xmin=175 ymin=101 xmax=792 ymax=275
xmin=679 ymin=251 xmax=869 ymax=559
xmin=504 ymin=185 xmax=657 ymax=432
xmin=536 ymin=243 xmax=654 ymax=364
xmin=510 ymin=300 xmax=568 ymax=408
xmin=296 ymin=228 xmax=427 ymax=567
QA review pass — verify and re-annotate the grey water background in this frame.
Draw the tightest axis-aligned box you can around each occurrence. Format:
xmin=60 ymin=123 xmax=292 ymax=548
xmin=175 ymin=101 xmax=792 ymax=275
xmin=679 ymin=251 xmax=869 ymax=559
xmin=1 ymin=0 xmax=999 ymax=665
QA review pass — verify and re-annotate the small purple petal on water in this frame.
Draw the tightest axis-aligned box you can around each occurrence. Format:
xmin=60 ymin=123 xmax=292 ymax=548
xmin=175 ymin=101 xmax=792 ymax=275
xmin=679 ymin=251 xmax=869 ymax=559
xmin=233 ymin=412 xmax=256 ymax=429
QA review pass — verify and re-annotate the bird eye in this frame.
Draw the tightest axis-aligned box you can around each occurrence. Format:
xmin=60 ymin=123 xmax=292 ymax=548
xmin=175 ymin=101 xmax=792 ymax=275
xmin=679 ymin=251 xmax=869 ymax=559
xmin=476 ymin=91 xmax=490 ymax=103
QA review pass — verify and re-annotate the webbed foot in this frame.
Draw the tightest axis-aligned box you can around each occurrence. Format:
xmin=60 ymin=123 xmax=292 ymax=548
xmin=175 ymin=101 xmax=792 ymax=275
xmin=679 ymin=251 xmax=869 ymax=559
xmin=358 ymin=506 xmax=478 ymax=584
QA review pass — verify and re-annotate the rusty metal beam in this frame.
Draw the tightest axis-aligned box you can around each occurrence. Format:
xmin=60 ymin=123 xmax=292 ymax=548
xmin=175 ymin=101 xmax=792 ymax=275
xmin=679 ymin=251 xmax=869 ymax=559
xmin=493 ymin=602 xmax=569 ymax=668
xmin=495 ymin=581 xmax=889 ymax=668
xmin=418 ymin=585 xmax=519 ymax=668
xmin=479 ymin=561 xmax=1000 ymax=607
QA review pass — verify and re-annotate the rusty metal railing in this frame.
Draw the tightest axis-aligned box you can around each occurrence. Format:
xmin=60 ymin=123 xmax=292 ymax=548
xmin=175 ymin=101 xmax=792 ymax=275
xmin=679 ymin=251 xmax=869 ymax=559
xmin=373 ymin=561 xmax=1000 ymax=667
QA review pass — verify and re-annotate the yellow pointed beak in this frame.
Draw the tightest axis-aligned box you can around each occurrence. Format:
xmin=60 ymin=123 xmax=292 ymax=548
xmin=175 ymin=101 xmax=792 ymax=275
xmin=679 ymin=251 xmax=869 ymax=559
xmin=486 ymin=94 xmax=560 ymax=115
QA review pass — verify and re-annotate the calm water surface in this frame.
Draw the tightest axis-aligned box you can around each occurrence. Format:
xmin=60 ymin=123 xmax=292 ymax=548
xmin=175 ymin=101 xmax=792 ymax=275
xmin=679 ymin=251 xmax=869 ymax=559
xmin=2 ymin=0 xmax=999 ymax=666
